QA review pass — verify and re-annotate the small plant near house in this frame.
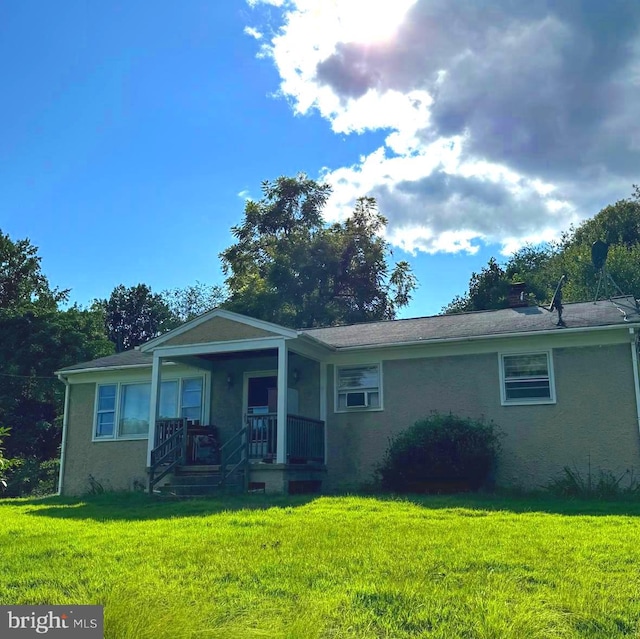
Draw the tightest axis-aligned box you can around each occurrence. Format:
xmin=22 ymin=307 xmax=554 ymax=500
xmin=0 ymin=427 xmax=17 ymax=493
xmin=375 ymin=413 xmax=502 ymax=493
xmin=546 ymin=464 xmax=640 ymax=499
xmin=4 ymin=457 xmax=60 ymax=497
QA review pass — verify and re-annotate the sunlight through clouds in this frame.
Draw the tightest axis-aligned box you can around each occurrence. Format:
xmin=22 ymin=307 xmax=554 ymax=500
xmin=247 ymin=0 xmax=640 ymax=255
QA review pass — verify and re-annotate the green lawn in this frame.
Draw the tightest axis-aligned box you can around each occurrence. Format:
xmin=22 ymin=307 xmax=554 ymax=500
xmin=1 ymin=493 xmax=640 ymax=638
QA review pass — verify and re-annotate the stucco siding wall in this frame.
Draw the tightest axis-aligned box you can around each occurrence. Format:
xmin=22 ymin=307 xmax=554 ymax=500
xmin=289 ymin=352 xmax=320 ymax=419
xmin=163 ymin=317 xmax=276 ymax=346
xmin=325 ymin=344 xmax=640 ymax=491
xmin=61 ymin=383 xmax=148 ymax=496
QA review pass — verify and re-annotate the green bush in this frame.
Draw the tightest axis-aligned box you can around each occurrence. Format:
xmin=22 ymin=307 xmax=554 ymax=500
xmin=376 ymin=413 xmax=502 ymax=493
xmin=5 ymin=457 xmax=60 ymax=497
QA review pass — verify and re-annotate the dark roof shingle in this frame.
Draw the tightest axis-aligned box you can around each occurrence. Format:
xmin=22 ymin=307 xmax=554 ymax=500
xmin=301 ymin=298 xmax=640 ymax=349
xmin=57 ymin=349 xmax=151 ymax=373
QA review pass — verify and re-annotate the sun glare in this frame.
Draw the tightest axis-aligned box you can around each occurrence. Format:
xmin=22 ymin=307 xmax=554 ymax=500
xmin=318 ymin=0 xmax=418 ymax=44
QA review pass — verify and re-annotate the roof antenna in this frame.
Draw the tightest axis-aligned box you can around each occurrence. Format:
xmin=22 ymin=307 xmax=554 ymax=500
xmin=591 ymin=240 xmax=640 ymax=316
xmin=548 ymin=275 xmax=566 ymax=327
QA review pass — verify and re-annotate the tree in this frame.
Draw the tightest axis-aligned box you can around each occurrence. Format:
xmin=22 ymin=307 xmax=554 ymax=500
xmin=0 ymin=307 xmax=113 ymax=462
xmin=0 ymin=230 xmax=113 ymax=494
xmin=220 ymin=174 xmax=417 ymax=327
xmin=444 ymin=258 xmax=512 ymax=313
xmin=162 ymin=282 xmax=224 ymax=324
xmin=444 ymin=186 xmax=640 ymax=313
xmin=0 ymin=230 xmax=68 ymax=313
xmin=94 ymin=284 xmax=174 ymax=352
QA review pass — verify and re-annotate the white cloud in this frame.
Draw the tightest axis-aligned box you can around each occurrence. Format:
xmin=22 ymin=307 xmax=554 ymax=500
xmin=248 ymin=0 xmax=640 ymax=255
xmin=243 ymin=26 xmax=263 ymax=40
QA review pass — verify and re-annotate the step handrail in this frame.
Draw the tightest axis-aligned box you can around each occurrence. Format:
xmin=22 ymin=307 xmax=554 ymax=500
xmin=219 ymin=425 xmax=249 ymax=490
xmin=149 ymin=419 xmax=187 ymax=494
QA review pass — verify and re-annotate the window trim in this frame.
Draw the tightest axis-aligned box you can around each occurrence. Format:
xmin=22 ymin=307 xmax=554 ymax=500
xmin=334 ymin=362 xmax=383 ymax=413
xmin=499 ymin=350 xmax=556 ymax=406
xmin=92 ymin=375 xmax=206 ymax=442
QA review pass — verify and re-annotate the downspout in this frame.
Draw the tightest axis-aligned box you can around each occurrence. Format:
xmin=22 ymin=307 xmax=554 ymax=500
xmin=630 ymin=328 xmax=640 ymax=437
xmin=57 ymin=374 xmax=71 ymax=496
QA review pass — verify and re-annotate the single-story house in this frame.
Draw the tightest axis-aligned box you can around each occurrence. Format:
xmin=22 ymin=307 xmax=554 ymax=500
xmin=56 ymin=296 xmax=640 ymax=495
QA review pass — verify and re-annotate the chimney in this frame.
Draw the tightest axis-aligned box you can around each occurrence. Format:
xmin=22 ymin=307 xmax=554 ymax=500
xmin=508 ymin=282 xmax=527 ymax=308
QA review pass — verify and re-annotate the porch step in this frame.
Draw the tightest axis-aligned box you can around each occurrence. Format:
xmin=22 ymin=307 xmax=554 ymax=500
xmin=157 ymin=482 xmax=242 ymax=497
xmin=156 ymin=468 xmax=245 ymax=497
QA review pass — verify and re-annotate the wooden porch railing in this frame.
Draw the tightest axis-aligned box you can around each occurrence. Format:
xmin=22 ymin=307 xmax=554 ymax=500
xmin=246 ymin=413 xmax=325 ymax=464
xmin=287 ymin=414 xmax=325 ymax=463
xmin=148 ymin=418 xmax=187 ymax=494
xmin=247 ymin=414 xmax=277 ymax=461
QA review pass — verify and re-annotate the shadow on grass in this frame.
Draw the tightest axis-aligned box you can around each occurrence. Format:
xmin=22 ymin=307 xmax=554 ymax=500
xmin=366 ymin=491 xmax=640 ymax=517
xmin=2 ymin=492 xmax=321 ymax=521
xmin=4 ymin=490 xmax=640 ymax=521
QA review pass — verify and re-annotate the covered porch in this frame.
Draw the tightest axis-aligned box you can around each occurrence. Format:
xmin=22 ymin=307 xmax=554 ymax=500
xmin=142 ymin=313 xmax=329 ymax=494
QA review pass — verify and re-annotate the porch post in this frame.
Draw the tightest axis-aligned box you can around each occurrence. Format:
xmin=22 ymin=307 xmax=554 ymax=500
xmin=320 ymin=361 xmax=327 ymax=464
xmin=146 ymin=353 xmax=162 ymax=467
xmin=276 ymin=341 xmax=288 ymax=464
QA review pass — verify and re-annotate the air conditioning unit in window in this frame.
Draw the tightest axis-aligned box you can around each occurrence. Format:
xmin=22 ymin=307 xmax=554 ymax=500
xmin=345 ymin=392 xmax=367 ymax=408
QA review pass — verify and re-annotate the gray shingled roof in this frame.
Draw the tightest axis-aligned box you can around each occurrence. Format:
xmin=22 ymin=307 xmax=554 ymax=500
xmin=302 ymin=297 xmax=640 ymax=349
xmin=59 ymin=297 xmax=640 ymax=372
xmin=58 ymin=349 xmax=152 ymax=373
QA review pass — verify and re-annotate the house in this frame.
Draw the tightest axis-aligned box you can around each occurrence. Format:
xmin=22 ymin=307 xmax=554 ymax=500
xmin=56 ymin=296 xmax=640 ymax=495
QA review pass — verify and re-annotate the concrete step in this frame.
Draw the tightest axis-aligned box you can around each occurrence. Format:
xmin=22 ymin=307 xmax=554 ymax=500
xmin=176 ymin=465 xmax=222 ymax=473
xmin=170 ymin=473 xmax=223 ymax=486
xmin=157 ymin=483 xmax=243 ymax=496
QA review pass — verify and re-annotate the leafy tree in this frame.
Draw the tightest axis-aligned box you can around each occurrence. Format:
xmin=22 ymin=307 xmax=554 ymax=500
xmin=221 ymin=174 xmax=417 ymax=327
xmin=0 ymin=230 xmax=68 ymax=313
xmin=0 ymin=307 xmax=113 ymax=462
xmin=162 ymin=281 xmax=224 ymax=323
xmin=0 ymin=230 xmax=114 ymax=494
xmin=444 ymin=258 xmax=512 ymax=313
xmin=94 ymin=284 xmax=174 ymax=352
xmin=444 ymin=186 xmax=640 ymax=313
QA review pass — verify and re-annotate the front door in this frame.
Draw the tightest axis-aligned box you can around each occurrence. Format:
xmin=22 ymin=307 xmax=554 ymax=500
xmin=245 ymin=373 xmax=277 ymax=460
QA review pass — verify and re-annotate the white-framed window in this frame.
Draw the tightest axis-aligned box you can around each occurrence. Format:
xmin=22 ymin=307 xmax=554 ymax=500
xmin=93 ymin=377 xmax=204 ymax=440
xmin=499 ymin=351 xmax=556 ymax=405
xmin=335 ymin=363 xmax=382 ymax=412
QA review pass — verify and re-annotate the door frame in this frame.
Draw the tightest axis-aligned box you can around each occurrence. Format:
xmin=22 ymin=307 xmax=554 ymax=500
xmin=242 ymin=370 xmax=278 ymax=418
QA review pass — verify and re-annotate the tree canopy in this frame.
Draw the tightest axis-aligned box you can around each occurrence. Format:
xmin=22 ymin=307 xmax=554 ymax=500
xmin=0 ymin=231 xmax=113 ymax=493
xmin=93 ymin=284 xmax=174 ymax=353
xmin=444 ymin=186 xmax=640 ymax=313
xmin=220 ymin=174 xmax=417 ymax=328
xmin=162 ymin=281 xmax=224 ymax=324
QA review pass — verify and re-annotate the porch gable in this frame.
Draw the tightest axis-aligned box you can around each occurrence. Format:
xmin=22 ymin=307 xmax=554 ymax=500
xmin=161 ymin=316 xmax=277 ymax=347
xmin=140 ymin=309 xmax=297 ymax=352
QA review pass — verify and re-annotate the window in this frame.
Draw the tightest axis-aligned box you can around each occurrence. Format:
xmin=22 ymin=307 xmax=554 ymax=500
xmin=335 ymin=364 xmax=382 ymax=412
xmin=500 ymin=352 xmax=555 ymax=405
xmin=119 ymin=383 xmax=151 ymax=436
xmin=181 ymin=378 xmax=203 ymax=422
xmin=96 ymin=385 xmax=116 ymax=438
xmin=94 ymin=377 xmax=205 ymax=440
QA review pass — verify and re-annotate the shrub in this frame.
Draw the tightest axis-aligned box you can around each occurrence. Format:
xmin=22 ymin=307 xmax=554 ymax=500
xmin=0 ymin=427 xmax=18 ymax=493
xmin=376 ymin=413 xmax=502 ymax=493
xmin=4 ymin=456 xmax=60 ymax=497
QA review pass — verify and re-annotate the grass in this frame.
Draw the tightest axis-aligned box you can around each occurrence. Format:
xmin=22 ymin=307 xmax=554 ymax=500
xmin=1 ymin=493 xmax=640 ymax=638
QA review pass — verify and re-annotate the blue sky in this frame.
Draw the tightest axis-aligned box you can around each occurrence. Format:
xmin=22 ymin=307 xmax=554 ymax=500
xmin=1 ymin=1 xmax=638 ymax=319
